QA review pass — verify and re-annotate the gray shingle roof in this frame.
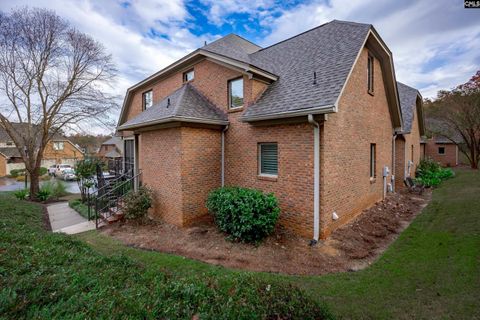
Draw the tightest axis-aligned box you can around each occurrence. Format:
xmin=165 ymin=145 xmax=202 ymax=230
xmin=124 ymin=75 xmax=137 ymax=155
xmin=397 ymin=82 xmax=419 ymax=134
xmin=242 ymin=20 xmax=371 ymax=120
xmin=202 ymin=34 xmax=262 ymax=65
xmin=102 ymin=136 xmax=123 ymax=150
xmin=0 ymin=147 xmax=20 ymax=158
xmin=105 ymin=149 xmax=122 ymax=158
xmin=119 ymin=83 xmax=228 ymax=130
xmin=0 ymin=123 xmax=70 ymax=143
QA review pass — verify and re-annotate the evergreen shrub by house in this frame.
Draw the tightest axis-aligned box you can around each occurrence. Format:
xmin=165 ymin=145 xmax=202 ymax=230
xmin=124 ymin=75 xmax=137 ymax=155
xmin=206 ymin=187 xmax=280 ymax=243
xmin=123 ymin=186 xmax=153 ymax=220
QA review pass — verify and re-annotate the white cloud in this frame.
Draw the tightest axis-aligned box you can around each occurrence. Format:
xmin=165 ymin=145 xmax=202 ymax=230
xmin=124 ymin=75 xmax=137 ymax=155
xmin=199 ymin=0 xmax=275 ymax=26
xmin=261 ymin=0 xmax=480 ymax=98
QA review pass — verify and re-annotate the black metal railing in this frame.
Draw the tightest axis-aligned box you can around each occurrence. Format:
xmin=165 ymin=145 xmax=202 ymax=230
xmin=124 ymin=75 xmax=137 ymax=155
xmin=86 ymin=166 xmax=141 ymax=229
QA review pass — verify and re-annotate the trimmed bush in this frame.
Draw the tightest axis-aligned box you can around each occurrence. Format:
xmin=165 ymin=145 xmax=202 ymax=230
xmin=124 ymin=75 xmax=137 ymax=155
xmin=206 ymin=187 xmax=280 ymax=243
xmin=123 ymin=186 xmax=153 ymax=220
xmin=9 ymin=168 xmax=25 ymax=178
xmin=39 ymin=167 xmax=48 ymax=176
xmin=415 ymin=158 xmax=454 ymax=187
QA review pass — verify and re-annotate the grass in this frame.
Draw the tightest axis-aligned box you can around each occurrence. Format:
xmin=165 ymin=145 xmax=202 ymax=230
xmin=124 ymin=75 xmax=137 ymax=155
xmin=68 ymin=198 xmax=90 ymax=219
xmin=0 ymin=195 xmax=331 ymax=319
xmin=1 ymin=169 xmax=479 ymax=319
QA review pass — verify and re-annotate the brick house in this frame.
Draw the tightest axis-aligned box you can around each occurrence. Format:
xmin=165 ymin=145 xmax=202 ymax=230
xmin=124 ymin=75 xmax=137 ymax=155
xmin=422 ymin=136 xmax=459 ymax=167
xmin=0 ymin=124 xmax=84 ymax=176
xmin=394 ymin=82 xmax=426 ymax=190
xmin=116 ymin=20 xmax=423 ymax=240
xmin=98 ymin=136 xmax=123 ymax=160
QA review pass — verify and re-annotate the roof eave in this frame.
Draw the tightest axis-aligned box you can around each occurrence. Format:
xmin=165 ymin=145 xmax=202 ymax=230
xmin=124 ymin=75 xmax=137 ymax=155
xmin=242 ymin=104 xmax=335 ymax=122
xmin=117 ymin=116 xmax=229 ymax=131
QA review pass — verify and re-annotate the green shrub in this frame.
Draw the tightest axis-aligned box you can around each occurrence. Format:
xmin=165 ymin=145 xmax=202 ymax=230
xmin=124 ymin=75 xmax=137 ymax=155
xmin=206 ymin=187 xmax=280 ymax=243
xmin=415 ymin=158 xmax=454 ymax=187
xmin=123 ymin=186 xmax=153 ymax=220
xmin=36 ymin=188 xmax=52 ymax=202
xmin=39 ymin=167 xmax=48 ymax=176
xmin=40 ymin=180 xmax=68 ymax=199
xmin=13 ymin=189 xmax=29 ymax=200
xmin=9 ymin=168 xmax=25 ymax=178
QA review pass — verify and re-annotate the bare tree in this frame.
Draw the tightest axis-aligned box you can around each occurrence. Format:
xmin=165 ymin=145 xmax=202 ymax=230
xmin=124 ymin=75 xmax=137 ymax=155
xmin=425 ymin=71 xmax=480 ymax=169
xmin=0 ymin=7 xmax=117 ymax=198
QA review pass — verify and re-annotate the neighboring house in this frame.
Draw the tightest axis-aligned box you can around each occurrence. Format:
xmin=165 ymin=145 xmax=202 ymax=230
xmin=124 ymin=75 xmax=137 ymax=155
xmin=98 ymin=136 xmax=124 ymax=160
xmin=0 ymin=124 xmax=84 ymax=176
xmin=394 ymin=82 xmax=426 ymax=190
xmin=422 ymin=136 xmax=460 ymax=167
xmin=116 ymin=20 xmax=418 ymax=240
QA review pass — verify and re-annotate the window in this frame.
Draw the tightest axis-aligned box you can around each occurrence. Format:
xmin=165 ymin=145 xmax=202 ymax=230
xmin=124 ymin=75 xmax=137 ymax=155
xmin=411 ymin=145 xmax=414 ymax=161
xmin=367 ymin=54 xmax=374 ymax=94
xmin=259 ymin=143 xmax=278 ymax=176
xmin=370 ymin=143 xmax=376 ymax=178
xmin=53 ymin=142 xmax=64 ymax=151
xmin=228 ymin=77 xmax=244 ymax=109
xmin=183 ymin=69 xmax=194 ymax=82
xmin=438 ymin=146 xmax=445 ymax=155
xmin=143 ymin=90 xmax=153 ymax=110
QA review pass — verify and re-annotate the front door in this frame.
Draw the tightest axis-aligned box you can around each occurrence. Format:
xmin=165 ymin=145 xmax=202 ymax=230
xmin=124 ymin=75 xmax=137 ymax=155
xmin=124 ymin=139 xmax=134 ymax=177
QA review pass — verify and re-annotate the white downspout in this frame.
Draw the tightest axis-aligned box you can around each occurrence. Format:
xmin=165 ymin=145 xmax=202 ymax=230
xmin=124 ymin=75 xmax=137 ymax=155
xmin=307 ymin=114 xmax=320 ymax=244
xmin=392 ymin=133 xmax=397 ymax=193
xmin=221 ymin=125 xmax=229 ymax=187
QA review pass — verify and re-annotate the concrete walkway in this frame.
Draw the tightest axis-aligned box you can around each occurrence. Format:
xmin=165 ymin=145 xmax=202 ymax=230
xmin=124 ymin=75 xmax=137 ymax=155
xmin=47 ymin=202 xmax=96 ymax=234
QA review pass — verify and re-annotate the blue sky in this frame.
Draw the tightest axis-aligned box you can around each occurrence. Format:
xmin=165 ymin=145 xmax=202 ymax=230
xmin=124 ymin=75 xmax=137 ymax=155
xmin=1 ymin=0 xmax=479 ymax=123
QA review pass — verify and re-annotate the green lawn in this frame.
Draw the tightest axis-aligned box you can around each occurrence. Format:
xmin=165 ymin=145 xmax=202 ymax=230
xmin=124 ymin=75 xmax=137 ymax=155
xmin=1 ymin=169 xmax=479 ymax=319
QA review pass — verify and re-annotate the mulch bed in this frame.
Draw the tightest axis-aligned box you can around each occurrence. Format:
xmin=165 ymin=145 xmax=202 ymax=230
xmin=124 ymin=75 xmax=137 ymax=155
xmin=101 ymin=189 xmax=431 ymax=275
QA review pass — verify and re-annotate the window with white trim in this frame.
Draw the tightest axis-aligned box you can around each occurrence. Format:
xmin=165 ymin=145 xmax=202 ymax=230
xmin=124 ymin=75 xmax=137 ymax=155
xmin=259 ymin=143 xmax=278 ymax=176
xmin=53 ymin=142 xmax=64 ymax=151
xmin=228 ymin=77 xmax=244 ymax=109
xmin=143 ymin=90 xmax=153 ymax=110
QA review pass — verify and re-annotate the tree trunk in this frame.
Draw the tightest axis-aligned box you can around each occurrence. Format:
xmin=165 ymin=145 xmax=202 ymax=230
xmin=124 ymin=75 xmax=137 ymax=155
xmin=29 ymin=170 xmax=40 ymax=200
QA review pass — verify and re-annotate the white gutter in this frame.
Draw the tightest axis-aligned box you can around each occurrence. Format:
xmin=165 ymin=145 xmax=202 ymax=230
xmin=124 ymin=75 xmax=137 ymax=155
xmin=307 ymin=114 xmax=320 ymax=244
xmin=221 ymin=125 xmax=229 ymax=186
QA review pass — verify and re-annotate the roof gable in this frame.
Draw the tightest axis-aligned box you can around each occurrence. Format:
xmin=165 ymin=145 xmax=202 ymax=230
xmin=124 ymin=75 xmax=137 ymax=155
xmin=118 ymin=83 xmax=228 ymax=130
xmin=397 ymin=81 xmax=425 ymax=135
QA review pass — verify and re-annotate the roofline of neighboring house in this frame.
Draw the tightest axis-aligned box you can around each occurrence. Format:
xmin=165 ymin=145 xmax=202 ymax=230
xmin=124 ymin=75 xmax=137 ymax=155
xmin=117 ymin=116 xmax=229 ymax=131
xmin=52 ymin=139 xmax=85 ymax=154
xmin=242 ymin=104 xmax=336 ymax=122
xmin=117 ymin=49 xmax=278 ymax=127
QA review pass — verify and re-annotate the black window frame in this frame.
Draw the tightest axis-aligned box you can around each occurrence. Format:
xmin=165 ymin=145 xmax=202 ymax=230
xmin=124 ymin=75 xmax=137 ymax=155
xmin=142 ymin=90 xmax=153 ymax=110
xmin=370 ymin=143 xmax=376 ymax=178
xmin=259 ymin=142 xmax=278 ymax=177
xmin=438 ymin=146 xmax=446 ymax=155
xmin=367 ymin=53 xmax=374 ymax=95
xmin=228 ymin=77 xmax=244 ymax=109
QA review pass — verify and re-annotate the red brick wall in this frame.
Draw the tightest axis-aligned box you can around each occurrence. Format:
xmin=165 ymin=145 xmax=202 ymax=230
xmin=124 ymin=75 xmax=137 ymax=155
xmin=139 ymin=128 xmax=183 ymax=225
xmin=320 ymin=47 xmax=394 ymax=238
xmin=394 ymin=137 xmax=406 ymax=190
xmin=424 ymin=139 xmax=458 ymax=167
xmin=180 ymin=126 xmax=222 ymax=225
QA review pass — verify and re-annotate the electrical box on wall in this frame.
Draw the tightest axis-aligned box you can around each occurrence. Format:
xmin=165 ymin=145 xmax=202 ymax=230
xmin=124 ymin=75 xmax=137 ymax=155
xmin=383 ymin=166 xmax=390 ymax=177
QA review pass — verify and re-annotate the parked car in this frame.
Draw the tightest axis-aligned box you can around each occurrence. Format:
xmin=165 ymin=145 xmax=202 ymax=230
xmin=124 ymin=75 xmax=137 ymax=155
xmin=60 ymin=168 xmax=77 ymax=181
xmin=48 ymin=165 xmax=57 ymax=176
xmin=54 ymin=164 xmax=72 ymax=177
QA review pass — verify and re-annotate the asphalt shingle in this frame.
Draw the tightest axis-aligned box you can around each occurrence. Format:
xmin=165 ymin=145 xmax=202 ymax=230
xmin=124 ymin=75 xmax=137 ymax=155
xmin=119 ymin=83 xmax=228 ymax=129
xmin=397 ymin=82 xmax=419 ymax=134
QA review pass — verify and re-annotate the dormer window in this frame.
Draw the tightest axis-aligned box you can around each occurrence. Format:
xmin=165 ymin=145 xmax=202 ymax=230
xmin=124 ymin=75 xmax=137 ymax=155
xmin=183 ymin=69 xmax=194 ymax=82
xmin=228 ymin=77 xmax=243 ymax=109
xmin=367 ymin=54 xmax=374 ymax=95
xmin=143 ymin=90 xmax=153 ymax=110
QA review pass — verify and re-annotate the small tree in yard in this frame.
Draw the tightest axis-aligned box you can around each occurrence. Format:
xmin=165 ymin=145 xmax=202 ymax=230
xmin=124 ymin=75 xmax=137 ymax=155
xmin=0 ymin=7 xmax=117 ymax=199
xmin=425 ymin=70 xmax=480 ymax=169
xmin=76 ymin=158 xmax=102 ymax=202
